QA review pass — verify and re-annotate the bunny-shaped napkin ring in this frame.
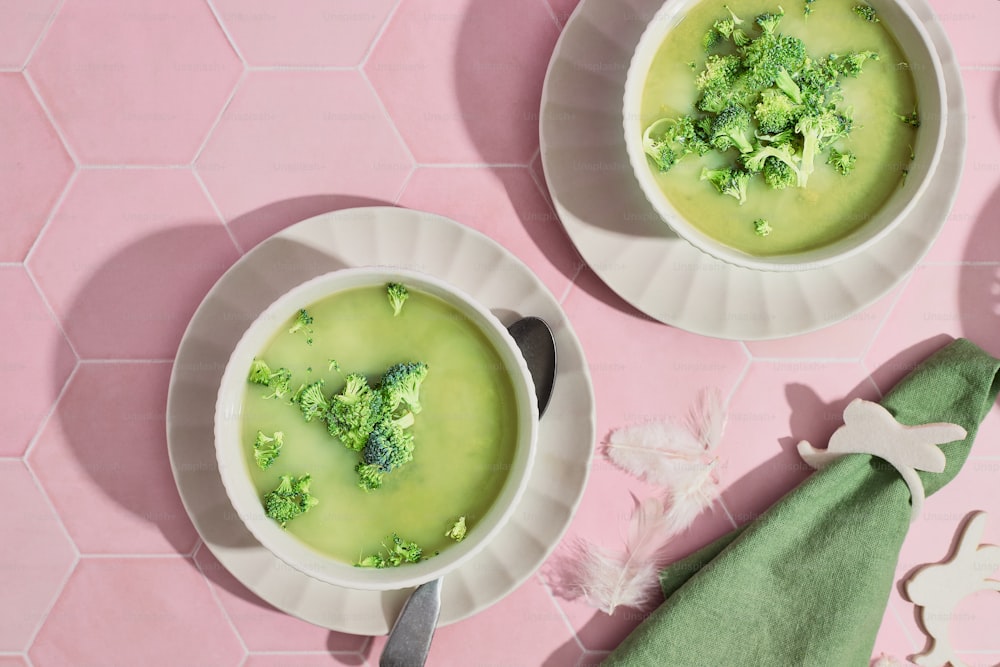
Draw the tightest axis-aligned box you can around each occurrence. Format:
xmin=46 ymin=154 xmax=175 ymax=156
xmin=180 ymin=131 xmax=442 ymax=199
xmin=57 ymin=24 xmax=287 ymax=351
xmin=797 ymin=398 xmax=966 ymax=522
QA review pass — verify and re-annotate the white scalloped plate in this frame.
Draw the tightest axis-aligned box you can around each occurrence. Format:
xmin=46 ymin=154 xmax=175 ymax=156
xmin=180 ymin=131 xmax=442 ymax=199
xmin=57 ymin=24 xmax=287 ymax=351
xmin=165 ymin=207 xmax=595 ymax=635
xmin=539 ymin=0 xmax=965 ymax=340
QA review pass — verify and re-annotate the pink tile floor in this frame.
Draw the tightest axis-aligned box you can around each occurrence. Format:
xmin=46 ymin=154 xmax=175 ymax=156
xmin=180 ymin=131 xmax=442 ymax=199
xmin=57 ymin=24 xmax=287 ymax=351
xmin=2 ymin=0 xmax=999 ymax=665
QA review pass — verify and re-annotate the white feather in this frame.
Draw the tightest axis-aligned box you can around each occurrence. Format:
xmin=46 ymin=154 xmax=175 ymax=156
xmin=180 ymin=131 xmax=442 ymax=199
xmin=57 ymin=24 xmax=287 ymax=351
xmin=660 ymin=461 xmax=721 ymax=535
xmin=548 ymin=497 xmax=673 ymax=615
xmin=606 ymin=421 xmax=704 ymax=487
xmin=689 ymin=387 xmax=727 ymax=452
xmin=871 ymin=654 xmax=905 ymax=667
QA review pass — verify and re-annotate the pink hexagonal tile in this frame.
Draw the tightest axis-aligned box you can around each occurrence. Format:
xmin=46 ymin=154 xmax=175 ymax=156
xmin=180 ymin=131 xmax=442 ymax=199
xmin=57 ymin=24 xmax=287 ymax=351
xmin=366 ymin=576 xmax=582 ymax=666
xmin=0 ymin=267 xmax=75 ymax=457
xmin=196 ymin=70 xmax=412 ymax=251
xmin=926 ymin=0 xmax=1000 ymax=67
xmin=924 ymin=70 xmax=1000 ymax=264
xmin=28 ymin=362 xmax=198 ymax=555
xmin=211 ymin=0 xmax=396 ymax=67
xmin=871 ymin=598 xmax=919 ymax=664
xmin=0 ymin=461 xmax=76 ymax=651
xmin=194 ymin=546 xmax=366 ymax=653
xmin=30 ymin=558 xmax=244 ymax=666
xmin=561 ymin=268 xmax=748 ymax=445
xmin=27 ymin=0 xmax=241 ymax=164
xmin=865 ymin=265 xmax=1000 ymax=394
xmin=746 ymin=285 xmax=902 ymax=360
xmin=366 ymin=0 xmax=560 ymax=164
xmin=0 ymin=657 xmax=29 ymax=667
xmin=245 ymin=655 xmax=364 ymax=667
xmin=27 ymin=169 xmax=240 ymax=360
xmin=397 ymin=166 xmax=582 ymax=300
xmin=0 ymin=73 xmax=74 ymax=262
xmin=0 ymin=0 xmax=61 ymax=69
xmin=719 ymin=360 xmax=880 ymax=517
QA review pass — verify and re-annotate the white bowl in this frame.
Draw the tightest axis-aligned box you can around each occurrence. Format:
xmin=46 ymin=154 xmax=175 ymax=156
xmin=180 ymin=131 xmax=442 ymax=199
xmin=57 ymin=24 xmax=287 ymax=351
xmin=214 ymin=267 xmax=538 ymax=590
xmin=623 ymin=0 xmax=947 ymax=272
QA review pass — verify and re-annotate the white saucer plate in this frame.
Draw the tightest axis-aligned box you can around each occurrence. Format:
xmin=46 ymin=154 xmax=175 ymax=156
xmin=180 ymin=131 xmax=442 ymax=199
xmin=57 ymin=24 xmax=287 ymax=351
xmin=539 ymin=0 xmax=965 ymax=340
xmin=166 ymin=207 xmax=596 ymax=635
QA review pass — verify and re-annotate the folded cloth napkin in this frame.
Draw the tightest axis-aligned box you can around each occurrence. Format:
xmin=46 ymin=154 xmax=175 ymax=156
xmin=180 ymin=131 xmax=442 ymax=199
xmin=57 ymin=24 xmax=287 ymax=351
xmin=604 ymin=338 xmax=1000 ymax=667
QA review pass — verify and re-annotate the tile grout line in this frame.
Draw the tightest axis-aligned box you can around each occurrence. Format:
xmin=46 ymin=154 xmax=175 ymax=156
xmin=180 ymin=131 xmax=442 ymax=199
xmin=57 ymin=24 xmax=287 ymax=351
xmin=416 ymin=162 xmax=529 ymax=169
xmin=20 ymin=0 xmax=69 ymax=70
xmin=357 ymin=0 xmax=403 ymax=69
xmin=21 ymin=457 xmax=82 ymax=651
xmin=540 ymin=0 xmax=563 ymax=31
xmin=535 ymin=572 xmax=589 ymax=654
xmin=358 ymin=67 xmax=418 ymax=168
xmin=21 ymin=363 xmax=79 ymax=462
xmin=203 ymin=0 xmax=248 ymax=65
xmin=189 ymin=68 xmax=247 ymax=167
xmin=190 ymin=541 xmax=252 ymax=657
xmin=857 ymin=269 xmax=917 ymax=365
xmin=78 ymin=358 xmax=174 ymax=364
xmin=22 ymin=265 xmax=81 ymax=364
xmin=21 ymin=163 xmax=78 ymax=268
xmin=22 ymin=69 xmax=81 ymax=166
xmin=193 ymin=167 xmax=246 ymax=255
xmin=391 ymin=165 xmax=417 ymax=203
xmin=558 ymin=262 xmax=584 ymax=305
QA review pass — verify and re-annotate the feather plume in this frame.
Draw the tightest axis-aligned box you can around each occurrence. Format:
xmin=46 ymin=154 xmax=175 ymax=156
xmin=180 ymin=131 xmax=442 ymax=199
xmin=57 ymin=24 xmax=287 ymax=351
xmin=870 ymin=654 xmax=905 ymax=667
xmin=689 ymin=387 xmax=727 ymax=452
xmin=547 ymin=497 xmax=673 ymax=615
xmin=606 ymin=388 xmax=728 ymax=488
xmin=661 ymin=459 xmax=722 ymax=536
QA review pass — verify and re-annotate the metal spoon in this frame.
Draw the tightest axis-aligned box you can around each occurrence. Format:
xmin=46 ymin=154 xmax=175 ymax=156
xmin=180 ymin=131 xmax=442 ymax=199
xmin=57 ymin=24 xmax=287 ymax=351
xmin=379 ymin=316 xmax=557 ymax=667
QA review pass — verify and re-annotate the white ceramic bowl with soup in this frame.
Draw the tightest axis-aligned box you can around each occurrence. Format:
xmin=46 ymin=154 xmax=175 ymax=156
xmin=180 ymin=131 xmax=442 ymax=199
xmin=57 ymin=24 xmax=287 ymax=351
xmin=623 ymin=0 xmax=946 ymax=271
xmin=215 ymin=267 xmax=538 ymax=590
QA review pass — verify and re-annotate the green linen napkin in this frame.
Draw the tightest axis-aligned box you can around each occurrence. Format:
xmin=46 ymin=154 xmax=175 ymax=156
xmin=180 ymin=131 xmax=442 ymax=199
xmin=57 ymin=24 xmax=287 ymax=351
xmin=604 ymin=338 xmax=1000 ymax=667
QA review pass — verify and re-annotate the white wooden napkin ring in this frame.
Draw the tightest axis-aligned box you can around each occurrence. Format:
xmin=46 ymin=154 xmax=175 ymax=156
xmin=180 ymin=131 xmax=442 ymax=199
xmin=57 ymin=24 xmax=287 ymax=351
xmin=796 ymin=399 xmax=966 ymax=523
xmin=904 ymin=511 xmax=1000 ymax=667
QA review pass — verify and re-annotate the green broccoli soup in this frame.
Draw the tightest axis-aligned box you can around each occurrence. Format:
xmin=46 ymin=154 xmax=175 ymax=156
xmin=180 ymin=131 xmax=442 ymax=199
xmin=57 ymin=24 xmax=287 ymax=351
xmin=639 ymin=0 xmax=918 ymax=255
xmin=240 ymin=284 xmax=519 ymax=565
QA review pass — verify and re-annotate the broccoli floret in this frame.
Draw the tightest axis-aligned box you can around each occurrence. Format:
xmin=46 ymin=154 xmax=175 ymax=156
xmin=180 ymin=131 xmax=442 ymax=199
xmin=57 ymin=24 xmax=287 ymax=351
xmin=853 ymin=4 xmax=878 ymax=22
xmin=795 ymin=110 xmax=850 ymax=186
xmin=291 ymin=380 xmax=330 ymax=423
xmin=355 ymin=462 xmax=385 ymax=491
xmin=830 ymin=50 xmax=880 ymax=78
xmin=380 ymin=362 xmax=429 ymax=414
xmin=327 ymin=373 xmax=382 ymax=450
xmin=755 ymin=8 xmax=784 ymax=34
xmin=700 ymin=167 xmax=751 ymax=204
xmin=252 ymin=430 xmax=284 ymax=470
xmin=248 ymin=359 xmax=292 ymax=399
xmin=796 ymin=57 xmax=841 ymax=110
xmin=356 ymin=534 xmax=424 ymax=568
xmin=248 ymin=358 xmax=273 ymax=385
xmin=742 ymin=143 xmax=802 ymax=180
xmin=696 ymin=54 xmax=740 ymax=92
xmin=710 ymin=104 xmax=755 ymax=154
xmin=445 ymin=516 xmax=468 ymax=542
xmin=827 ymin=147 xmax=857 ymax=175
xmin=642 ymin=116 xmax=711 ymax=172
xmin=263 ymin=474 xmax=318 ymax=527
xmin=288 ymin=309 xmax=314 ymax=344
xmin=261 ymin=367 xmax=292 ymax=400
xmin=741 ymin=33 xmax=807 ymax=96
xmin=386 ymin=282 xmax=409 ymax=316
xmin=753 ymin=219 xmax=773 ymax=237
xmin=755 ymin=88 xmax=801 ymax=133
xmin=897 ymin=108 xmax=921 ymax=127
xmin=362 ymin=419 xmax=416 ymax=473
xmin=762 ymin=156 xmax=797 ymax=189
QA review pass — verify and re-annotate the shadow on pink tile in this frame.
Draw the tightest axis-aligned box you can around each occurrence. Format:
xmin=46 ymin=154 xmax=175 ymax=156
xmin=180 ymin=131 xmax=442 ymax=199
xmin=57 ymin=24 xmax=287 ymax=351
xmin=226 ymin=194 xmax=395 ymax=253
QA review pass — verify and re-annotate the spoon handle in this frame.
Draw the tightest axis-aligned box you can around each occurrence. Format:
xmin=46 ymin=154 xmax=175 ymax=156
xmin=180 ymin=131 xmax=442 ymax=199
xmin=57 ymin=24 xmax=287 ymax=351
xmin=379 ymin=578 xmax=442 ymax=667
